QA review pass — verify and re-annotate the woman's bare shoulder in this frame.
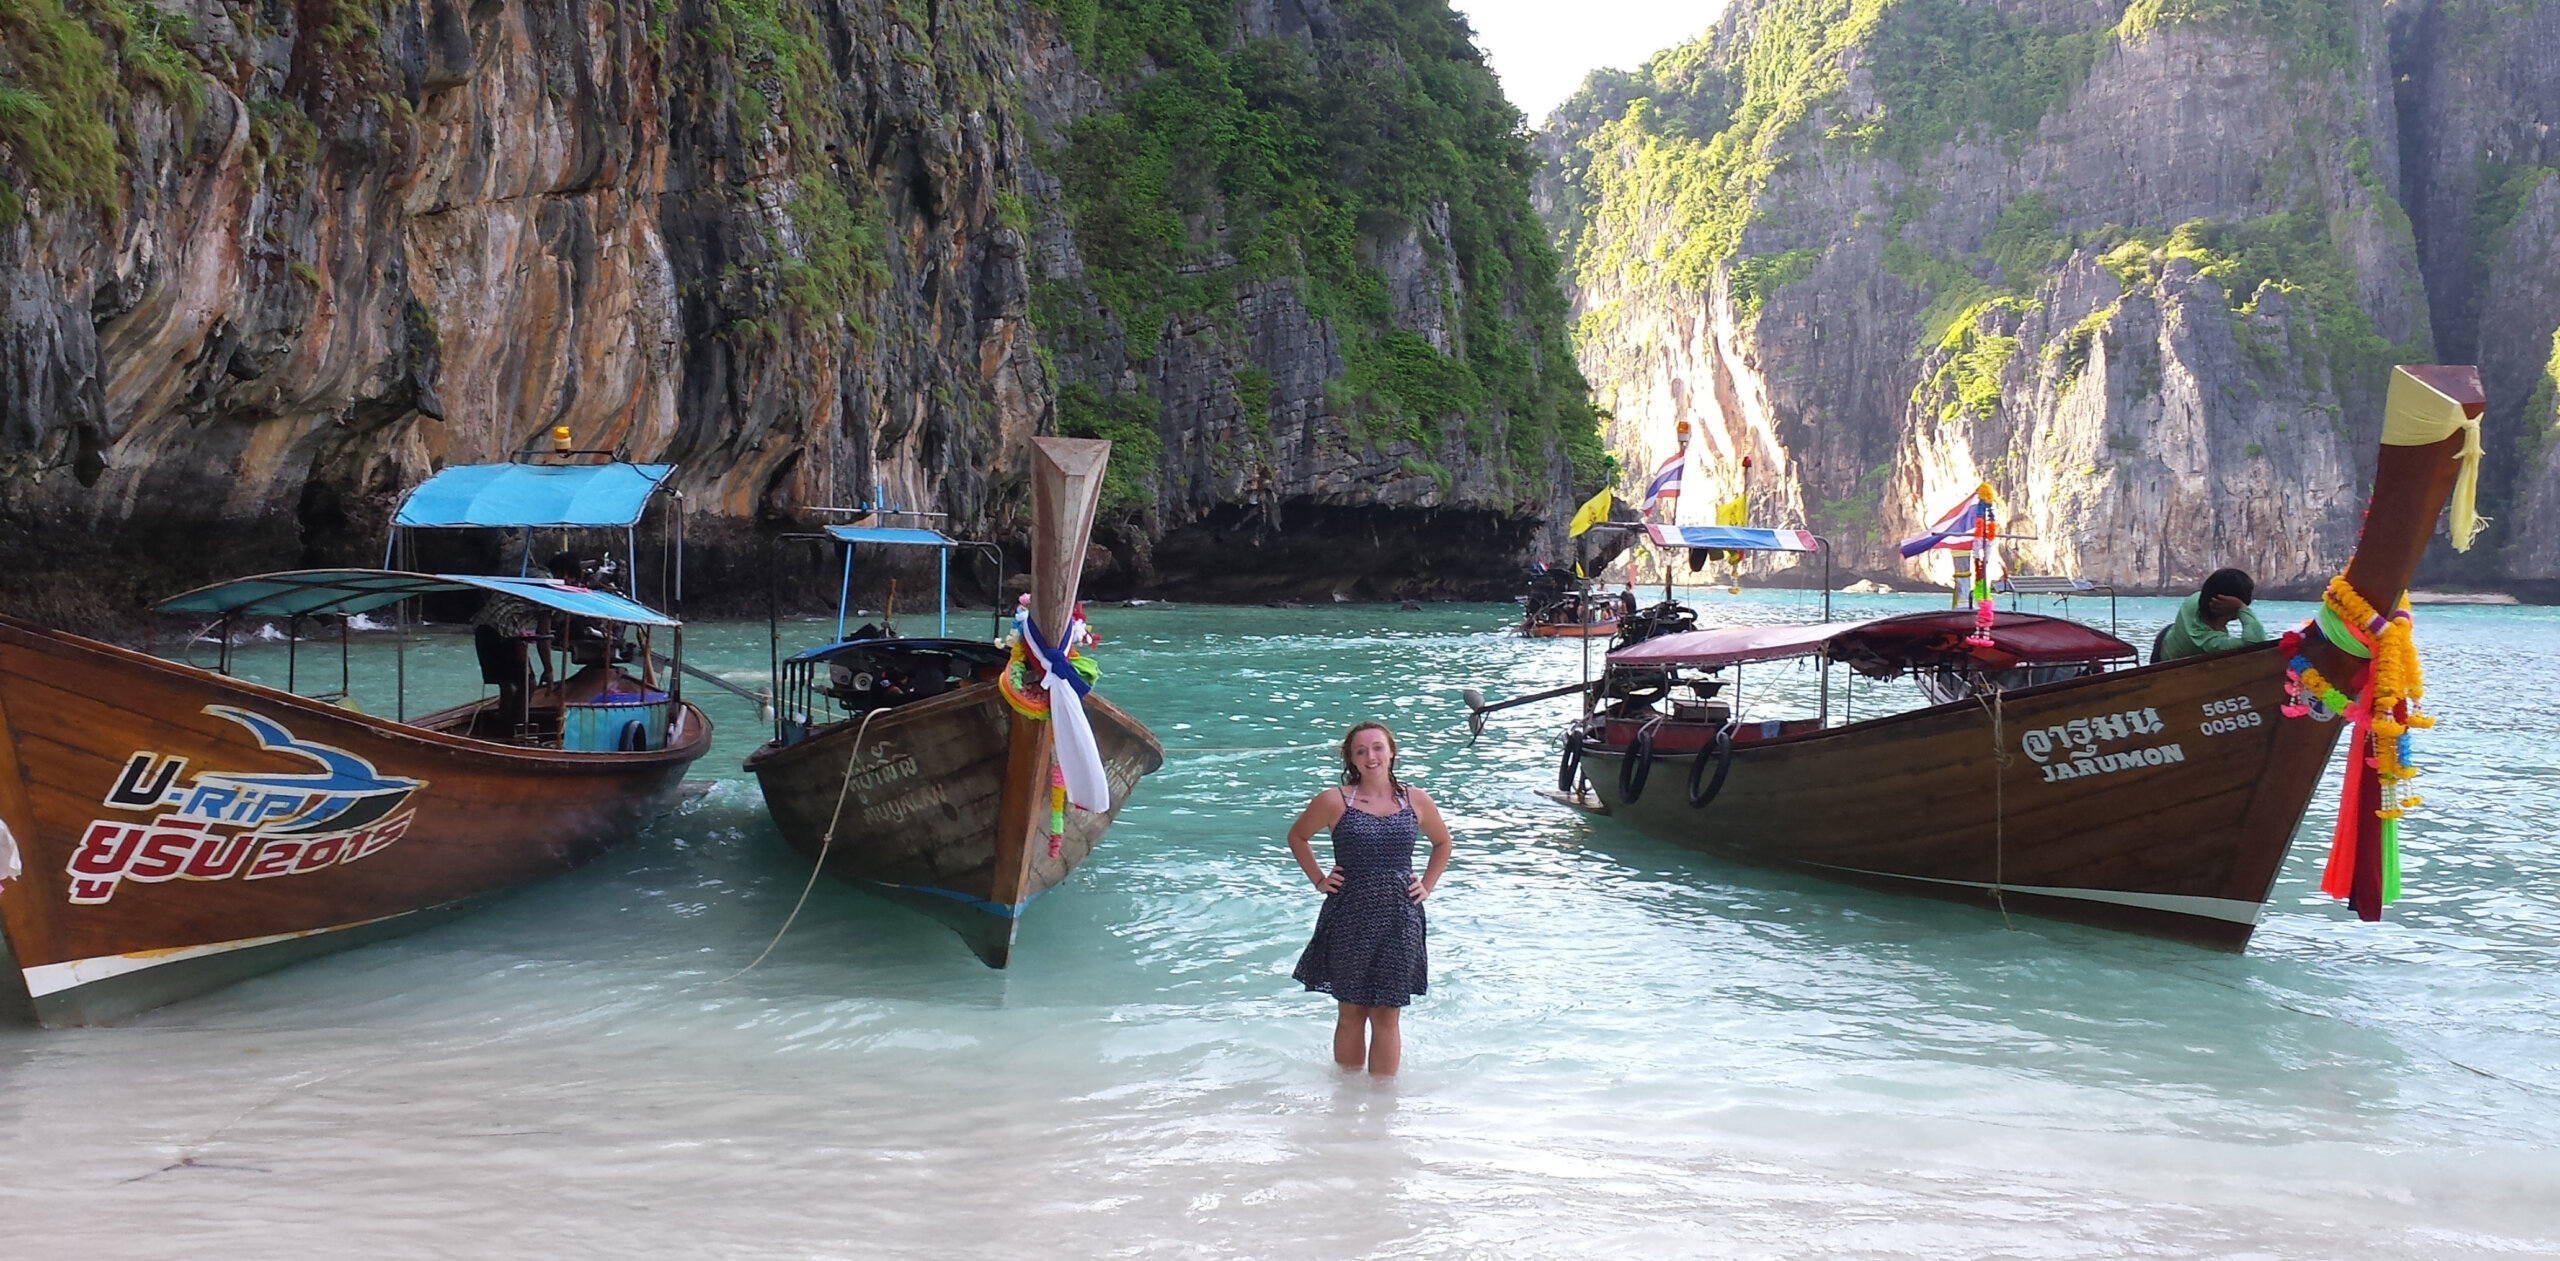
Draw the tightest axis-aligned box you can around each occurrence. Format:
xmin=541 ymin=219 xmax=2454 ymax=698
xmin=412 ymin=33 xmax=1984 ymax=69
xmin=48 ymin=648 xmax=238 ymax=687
xmin=1405 ymin=784 xmax=1438 ymax=808
xmin=1302 ymin=786 xmax=1349 ymax=815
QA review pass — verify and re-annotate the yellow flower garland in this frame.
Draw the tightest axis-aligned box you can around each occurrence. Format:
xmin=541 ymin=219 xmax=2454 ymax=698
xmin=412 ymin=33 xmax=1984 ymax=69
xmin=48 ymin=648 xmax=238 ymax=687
xmin=2321 ymin=576 xmax=2431 ymax=819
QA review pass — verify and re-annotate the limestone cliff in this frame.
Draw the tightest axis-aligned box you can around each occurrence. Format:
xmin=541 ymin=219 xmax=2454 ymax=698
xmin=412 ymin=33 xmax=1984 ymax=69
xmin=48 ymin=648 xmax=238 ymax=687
xmin=1540 ymin=0 xmax=2555 ymax=594
xmin=0 ymin=0 xmax=1597 ymax=629
xmin=1020 ymin=0 xmax=1606 ymax=598
xmin=2395 ymin=0 xmax=2560 ymax=593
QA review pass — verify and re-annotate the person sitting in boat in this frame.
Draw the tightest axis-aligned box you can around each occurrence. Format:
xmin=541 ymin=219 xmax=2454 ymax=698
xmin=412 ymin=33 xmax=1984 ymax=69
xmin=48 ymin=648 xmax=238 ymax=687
xmin=471 ymin=595 xmax=553 ymax=736
xmin=2156 ymin=568 xmax=2268 ymax=662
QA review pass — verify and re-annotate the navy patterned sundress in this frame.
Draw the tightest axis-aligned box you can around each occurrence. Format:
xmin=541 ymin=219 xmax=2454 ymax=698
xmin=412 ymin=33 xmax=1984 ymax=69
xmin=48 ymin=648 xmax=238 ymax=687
xmin=1293 ymin=788 xmax=1428 ymax=1008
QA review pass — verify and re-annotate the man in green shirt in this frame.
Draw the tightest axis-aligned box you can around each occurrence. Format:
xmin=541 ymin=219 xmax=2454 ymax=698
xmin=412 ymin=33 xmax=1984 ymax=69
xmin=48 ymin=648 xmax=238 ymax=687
xmin=2156 ymin=568 xmax=2268 ymax=662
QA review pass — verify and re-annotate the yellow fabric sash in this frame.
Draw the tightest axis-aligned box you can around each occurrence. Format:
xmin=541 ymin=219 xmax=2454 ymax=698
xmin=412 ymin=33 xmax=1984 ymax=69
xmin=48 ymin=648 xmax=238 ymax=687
xmin=2381 ymin=366 xmax=2486 ymax=551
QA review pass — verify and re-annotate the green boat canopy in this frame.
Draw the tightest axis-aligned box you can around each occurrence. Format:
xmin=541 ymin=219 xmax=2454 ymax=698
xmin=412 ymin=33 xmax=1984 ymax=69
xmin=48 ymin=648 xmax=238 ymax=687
xmin=393 ymin=462 xmax=674 ymax=530
xmin=155 ymin=569 xmax=681 ymax=628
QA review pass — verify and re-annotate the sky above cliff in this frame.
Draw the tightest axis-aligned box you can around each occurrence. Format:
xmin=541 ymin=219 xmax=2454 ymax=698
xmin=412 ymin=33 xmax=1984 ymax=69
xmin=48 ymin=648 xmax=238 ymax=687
xmin=1452 ymin=0 xmax=1729 ymax=127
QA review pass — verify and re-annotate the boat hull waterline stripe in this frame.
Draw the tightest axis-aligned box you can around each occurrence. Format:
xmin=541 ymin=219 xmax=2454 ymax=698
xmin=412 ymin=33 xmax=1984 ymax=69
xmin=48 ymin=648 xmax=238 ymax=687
xmin=20 ymin=911 xmax=421 ymax=998
xmin=876 ymin=880 xmax=1044 ymax=918
xmin=1801 ymin=864 xmax=2268 ymax=925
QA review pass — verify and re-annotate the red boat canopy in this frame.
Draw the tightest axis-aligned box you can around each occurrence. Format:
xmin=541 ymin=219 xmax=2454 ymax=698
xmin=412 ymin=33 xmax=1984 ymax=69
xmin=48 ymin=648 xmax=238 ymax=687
xmin=1605 ymin=611 xmax=2135 ymax=676
xmin=1606 ymin=619 xmax=1882 ymax=670
xmin=1826 ymin=610 xmax=2137 ymax=677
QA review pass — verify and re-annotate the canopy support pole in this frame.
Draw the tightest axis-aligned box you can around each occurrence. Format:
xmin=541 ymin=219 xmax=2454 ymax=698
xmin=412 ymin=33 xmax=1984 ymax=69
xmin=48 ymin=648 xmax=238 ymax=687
xmin=1820 ymin=538 xmax=1833 ymax=623
xmin=340 ymin=616 xmax=351 ymax=699
xmin=287 ymin=617 xmax=300 ymax=693
xmin=396 ymin=598 xmax=407 ymax=722
xmin=939 ymin=547 xmax=950 ymax=639
xmin=837 ymin=544 xmax=854 ymax=642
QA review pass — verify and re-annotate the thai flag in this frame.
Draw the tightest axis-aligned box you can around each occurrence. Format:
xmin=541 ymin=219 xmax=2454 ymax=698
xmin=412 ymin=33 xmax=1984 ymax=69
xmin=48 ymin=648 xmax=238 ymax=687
xmin=1897 ymin=495 xmax=1985 ymax=558
xmin=1642 ymin=454 xmax=1684 ymax=516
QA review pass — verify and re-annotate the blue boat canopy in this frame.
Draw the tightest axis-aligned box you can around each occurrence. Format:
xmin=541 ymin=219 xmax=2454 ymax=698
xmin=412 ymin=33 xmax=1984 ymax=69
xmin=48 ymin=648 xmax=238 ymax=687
xmin=394 ymin=462 xmax=675 ymax=530
xmin=1644 ymin=524 xmax=1822 ymax=553
xmin=825 ymin=524 xmax=960 ymax=548
xmin=156 ymin=569 xmax=681 ymax=628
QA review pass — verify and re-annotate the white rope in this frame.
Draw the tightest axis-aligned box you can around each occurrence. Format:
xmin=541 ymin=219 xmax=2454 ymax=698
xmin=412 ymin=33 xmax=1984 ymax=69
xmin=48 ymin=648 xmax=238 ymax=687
xmin=719 ymin=706 xmax=885 ymax=982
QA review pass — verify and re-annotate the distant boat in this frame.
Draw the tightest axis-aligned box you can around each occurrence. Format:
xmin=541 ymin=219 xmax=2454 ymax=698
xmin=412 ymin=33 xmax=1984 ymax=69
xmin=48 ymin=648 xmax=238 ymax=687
xmin=1519 ymin=569 xmax=1622 ymax=638
xmin=0 ymin=570 xmax=713 ymax=1025
xmin=744 ymin=438 xmax=1164 ymax=967
xmin=1494 ymin=365 xmax=2484 ymax=950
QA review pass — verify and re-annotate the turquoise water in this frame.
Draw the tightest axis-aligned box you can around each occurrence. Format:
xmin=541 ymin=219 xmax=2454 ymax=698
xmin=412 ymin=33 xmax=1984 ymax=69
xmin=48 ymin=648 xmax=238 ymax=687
xmin=3 ymin=593 xmax=2556 ymax=1257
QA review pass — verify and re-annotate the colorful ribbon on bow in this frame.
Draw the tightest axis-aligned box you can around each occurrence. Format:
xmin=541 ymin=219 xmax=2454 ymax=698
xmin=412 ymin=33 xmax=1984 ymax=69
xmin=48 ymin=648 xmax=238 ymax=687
xmin=1967 ymin=488 xmax=1998 ymax=647
xmin=2283 ymin=575 xmax=2436 ymax=921
xmin=1005 ymin=604 xmax=1112 ymax=815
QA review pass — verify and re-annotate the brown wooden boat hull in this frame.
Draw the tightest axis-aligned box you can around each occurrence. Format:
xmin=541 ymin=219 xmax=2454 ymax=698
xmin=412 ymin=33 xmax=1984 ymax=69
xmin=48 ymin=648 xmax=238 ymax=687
xmin=1572 ymin=369 xmax=2478 ymax=950
xmin=1579 ymin=641 xmax=2341 ymax=949
xmin=742 ymin=682 xmax=1165 ymax=967
xmin=0 ymin=617 xmax=712 ymax=1025
xmin=1526 ymin=618 xmax=1620 ymax=639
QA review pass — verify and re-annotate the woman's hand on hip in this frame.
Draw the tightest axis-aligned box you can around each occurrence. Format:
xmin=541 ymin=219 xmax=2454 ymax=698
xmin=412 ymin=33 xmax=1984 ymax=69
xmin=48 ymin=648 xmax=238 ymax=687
xmin=1313 ymin=867 xmax=1343 ymax=894
xmin=1406 ymin=875 xmax=1432 ymax=903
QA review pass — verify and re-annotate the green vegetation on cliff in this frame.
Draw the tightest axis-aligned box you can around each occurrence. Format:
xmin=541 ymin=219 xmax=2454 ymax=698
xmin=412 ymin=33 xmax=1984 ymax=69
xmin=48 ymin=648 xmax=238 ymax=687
xmin=0 ymin=0 xmax=200 ymax=224
xmin=1552 ymin=0 xmax=2102 ymax=295
xmin=1033 ymin=0 xmax=1605 ymax=511
xmin=700 ymin=0 xmax=895 ymax=339
xmin=1551 ymin=0 xmax=2420 ymax=437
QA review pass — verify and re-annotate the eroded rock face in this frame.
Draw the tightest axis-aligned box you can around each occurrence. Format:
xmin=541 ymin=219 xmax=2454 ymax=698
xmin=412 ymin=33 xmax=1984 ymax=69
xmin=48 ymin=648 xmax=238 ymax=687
xmin=1 ymin=0 xmax=1056 ymax=627
xmin=2396 ymin=0 xmax=2560 ymax=589
xmin=1015 ymin=0 xmax=1604 ymax=598
xmin=0 ymin=0 xmax=1596 ymax=626
xmin=1545 ymin=0 xmax=2556 ymax=595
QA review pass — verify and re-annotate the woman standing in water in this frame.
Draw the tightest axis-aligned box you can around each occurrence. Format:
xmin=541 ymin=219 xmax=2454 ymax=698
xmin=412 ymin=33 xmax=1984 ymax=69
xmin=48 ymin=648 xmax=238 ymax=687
xmin=1287 ymin=722 xmax=1454 ymax=1076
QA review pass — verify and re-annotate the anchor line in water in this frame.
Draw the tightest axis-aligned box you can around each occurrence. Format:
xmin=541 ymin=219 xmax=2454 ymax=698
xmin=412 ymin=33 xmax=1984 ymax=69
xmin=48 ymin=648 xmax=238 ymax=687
xmin=720 ymin=706 xmax=884 ymax=982
xmin=649 ymin=650 xmax=771 ymax=711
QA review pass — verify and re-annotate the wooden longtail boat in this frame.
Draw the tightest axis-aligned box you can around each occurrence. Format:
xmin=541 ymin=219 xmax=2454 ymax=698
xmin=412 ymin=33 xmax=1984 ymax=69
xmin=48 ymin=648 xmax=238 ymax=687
xmin=744 ymin=438 xmax=1165 ymax=966
xmin=1527 ymin=616 xmax=1621 ymax=639
xmin=0 ymin=571 xmax=713 ymax=1025
xmin=1519 ymin=569 xmax=1623 ymax=639
xmin=1531 ymin=366 xmax=2484 ymax=950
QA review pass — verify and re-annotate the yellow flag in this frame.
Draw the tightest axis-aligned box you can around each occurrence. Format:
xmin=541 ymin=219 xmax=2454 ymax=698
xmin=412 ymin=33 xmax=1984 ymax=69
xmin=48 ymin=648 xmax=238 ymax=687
xmin=1567 ymin=487 xmax=1614 ymax=537
xmin=1715 ymin=493 xmax=1748 ymax=565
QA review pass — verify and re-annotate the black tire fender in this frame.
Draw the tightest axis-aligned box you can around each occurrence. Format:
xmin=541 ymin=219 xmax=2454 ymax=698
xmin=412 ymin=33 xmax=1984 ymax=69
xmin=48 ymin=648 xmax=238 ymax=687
xmin=1687 ymin=721 xmax=1739 ymax=810
xmin=1619 ymin=726 xmax=1656 ymax=803
xmin=618 ymin=719 xmax=651 ymax=752
xmin=1557 ymin=729 xmax=1585 ymax=793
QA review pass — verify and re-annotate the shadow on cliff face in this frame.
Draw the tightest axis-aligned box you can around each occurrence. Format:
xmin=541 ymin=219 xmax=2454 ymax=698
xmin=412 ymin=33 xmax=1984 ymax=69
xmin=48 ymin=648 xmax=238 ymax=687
xmin=1123 ymin=502 xmax=1541 ymax=603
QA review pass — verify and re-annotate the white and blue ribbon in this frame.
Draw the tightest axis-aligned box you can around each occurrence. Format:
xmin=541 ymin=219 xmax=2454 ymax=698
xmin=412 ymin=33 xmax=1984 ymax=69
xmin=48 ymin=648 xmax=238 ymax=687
xmin=1021 ymin=611 xmax=1110 ymax=812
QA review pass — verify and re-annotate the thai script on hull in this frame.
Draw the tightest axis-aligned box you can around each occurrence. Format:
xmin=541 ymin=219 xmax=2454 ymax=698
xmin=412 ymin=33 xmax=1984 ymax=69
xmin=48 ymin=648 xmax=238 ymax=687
xmin=65 ymin=706 xmax=426 ymax=905
xmin=2019 ymin=708 xmax=2165 ymax=766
